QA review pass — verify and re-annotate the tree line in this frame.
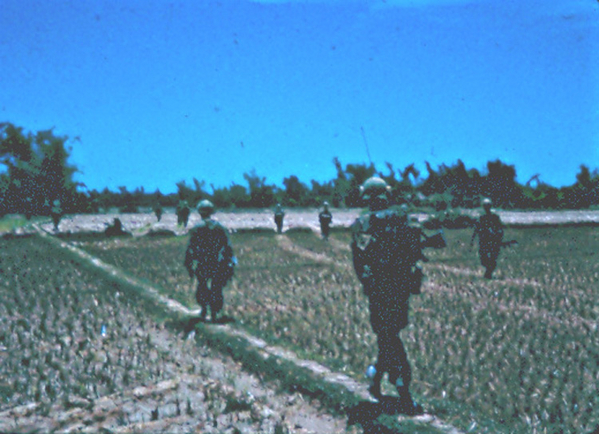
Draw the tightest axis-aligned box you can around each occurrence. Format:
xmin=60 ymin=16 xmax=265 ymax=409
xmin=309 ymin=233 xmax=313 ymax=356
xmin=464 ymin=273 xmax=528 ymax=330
xmin=1 ymin=122 xmax=598 ymax=217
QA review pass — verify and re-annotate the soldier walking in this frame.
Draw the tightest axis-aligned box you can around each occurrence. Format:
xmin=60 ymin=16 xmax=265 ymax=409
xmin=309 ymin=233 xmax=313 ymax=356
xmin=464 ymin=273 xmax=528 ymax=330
xmin=184 ymin=200 xmax=236 ymax=322
xmin=153 ymin=201 xmax=163 ymax=222
xmin=274 ymin=203 xmax=285 ymax=234
xmin=177 ymin=200 xmax=191 ymax=228
xmin=470 ymin=198 xmax=504 ymax=279
xmin=318 ymin=201 xmax=333 ymax=240
xmin=50 ymin=199 xmax=63 ymax=232
xmin=351 ymin=177 xmax=445 ymax=415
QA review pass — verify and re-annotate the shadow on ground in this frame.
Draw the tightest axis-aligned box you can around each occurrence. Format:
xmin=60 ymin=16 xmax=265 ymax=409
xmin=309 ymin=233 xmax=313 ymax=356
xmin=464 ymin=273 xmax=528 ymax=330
xmin=348 ymin=397 xmax=424 ymax=434
xmin=181 ymin=315 xmax=236 ymax=334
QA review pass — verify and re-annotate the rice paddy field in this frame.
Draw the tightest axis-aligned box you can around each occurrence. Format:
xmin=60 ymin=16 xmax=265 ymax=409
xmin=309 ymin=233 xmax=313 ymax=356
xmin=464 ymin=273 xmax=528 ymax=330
xmin=2 ymin=215 xmax=599 ymax=433
xmin=69 ymin=225 xmax=599 ymax=433
xmin=0 ymin=234 xmax=351 ymax=433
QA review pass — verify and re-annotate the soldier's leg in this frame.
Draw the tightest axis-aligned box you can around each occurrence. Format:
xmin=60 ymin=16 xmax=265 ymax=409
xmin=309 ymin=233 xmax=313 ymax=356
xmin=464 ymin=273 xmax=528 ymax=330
xmin=479 ymin=247 xmax=492 ymax=278
xmin=368 ymin=366 xmax=384 ymax=400
xmin=208 ymin=279 xmax=225 ymax=322
xmin=195 ymin=280 xmax=210 ymax=320
xmin=482 ymin=247 xmax=499 ymax=279
xmin=387 ymin=334 xmax=423 ymax=414
xmin=386 ymin=334 xmax=411 ymax=392
xmin=370 ymin=333 xmax=392 ymax=400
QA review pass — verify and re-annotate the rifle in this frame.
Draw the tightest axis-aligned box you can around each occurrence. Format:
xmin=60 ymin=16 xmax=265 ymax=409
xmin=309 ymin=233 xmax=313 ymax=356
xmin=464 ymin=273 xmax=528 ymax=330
xmin=415 ymin=230 xmax=447 ymax=263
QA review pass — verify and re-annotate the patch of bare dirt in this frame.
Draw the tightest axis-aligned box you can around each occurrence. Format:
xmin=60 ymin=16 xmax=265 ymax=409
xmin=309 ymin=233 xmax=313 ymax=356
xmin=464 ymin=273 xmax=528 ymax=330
xmin=15 ymin=208 xmax=599 ymax=237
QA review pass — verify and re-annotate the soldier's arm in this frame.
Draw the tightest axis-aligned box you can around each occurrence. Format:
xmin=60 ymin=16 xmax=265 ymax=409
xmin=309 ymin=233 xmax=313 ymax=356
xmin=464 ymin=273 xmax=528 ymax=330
xmin=184 ymin=247 xmax=195 ymax=277
xmin=350 ymin=222 xmax=373 ymax=286
xmin=184 ymin=231 xmax=197 ymax=277
xmin=495 ymin=216 xmax=504 ymax=239
xmin=215 ymin=224 xmax=235 ymax=263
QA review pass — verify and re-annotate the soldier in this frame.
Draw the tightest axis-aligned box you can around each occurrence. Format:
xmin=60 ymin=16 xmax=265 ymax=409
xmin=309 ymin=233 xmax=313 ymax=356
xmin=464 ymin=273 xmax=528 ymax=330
xmin=318 ymin=201 xmax=333 ymax=240
xmin=105 ymin=218 xmax=130 ymax=237
xmin=153 ymin=201 xmax=163 ymax=222
xmin=184 ymin=200 xmax=236 ymax=322
xmin=470 ymin=198 xmax=504 ymax=279
xmin=351 ymin=177 xmax=445 ymax=415
xmin=50 ymin=199 xmax=63 ymax=232
xmin=176 ymin=200 xmax=191 ymax=228
xmin=274 ymin=203 xmax=285 ymax=234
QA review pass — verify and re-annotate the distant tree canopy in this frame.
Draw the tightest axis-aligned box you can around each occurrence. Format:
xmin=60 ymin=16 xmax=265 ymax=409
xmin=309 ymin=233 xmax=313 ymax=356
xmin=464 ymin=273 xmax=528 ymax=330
xmin=0 ymin=122 xmax=86 ymax=217
xmin=2 ymin=122 xmax=599 ymax=216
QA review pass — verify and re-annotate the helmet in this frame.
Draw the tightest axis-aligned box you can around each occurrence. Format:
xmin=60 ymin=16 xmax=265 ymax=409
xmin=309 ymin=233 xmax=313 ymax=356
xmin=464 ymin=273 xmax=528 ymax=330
xmin=198 ymin=199 xmax=215 ymax=214
xmin=360 ymin=177 xmax=390 ymax=201
xmin=482 ymin=198 xmax=492 ymax=208
xmin=323 ymin=201 xmax=329 ymax=207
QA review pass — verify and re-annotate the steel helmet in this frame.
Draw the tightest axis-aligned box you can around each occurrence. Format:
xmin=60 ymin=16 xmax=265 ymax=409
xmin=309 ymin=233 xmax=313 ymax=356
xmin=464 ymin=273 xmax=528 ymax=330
xmin=360 ymin=177 xmax=390 ymax=200
xmin=198 ymin=199 xmax=215 ymax=214
xmin=482 ymin=198 xmax=493 ymax=208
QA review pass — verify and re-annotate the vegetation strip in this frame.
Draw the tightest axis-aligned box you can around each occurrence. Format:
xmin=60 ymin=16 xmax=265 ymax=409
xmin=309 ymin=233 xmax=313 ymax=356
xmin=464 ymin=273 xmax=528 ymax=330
xmin=34 ymin=225 xmax=464 ymax=434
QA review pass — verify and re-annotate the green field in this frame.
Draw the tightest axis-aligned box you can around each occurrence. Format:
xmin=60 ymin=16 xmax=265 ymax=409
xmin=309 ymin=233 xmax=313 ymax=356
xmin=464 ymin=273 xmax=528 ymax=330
xmin=0 ymin=236 xmax=351 ymax=433
xmin=72 ymin=226 xmax=599 ymax=433
xmin=2 ymin=226 xmax=598 ymax=433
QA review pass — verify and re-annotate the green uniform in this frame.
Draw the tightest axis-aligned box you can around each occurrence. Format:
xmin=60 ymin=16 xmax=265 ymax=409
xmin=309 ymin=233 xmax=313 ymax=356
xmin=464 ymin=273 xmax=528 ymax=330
xmin=319 ymin=209 xmax=332 ymax=239
xmin=274 ymin=206 xmax=285 ymax=234
xmin=184 ymin=218 xmax=235 ymax=321
xmin=50 ymin=201 xmax=62 ymax=231
xmin=177 ymin=201 xmax=191 ymax=227
xmin=351 ymin=202 xmax=445 ymax=414
xmin=153 ymin=203 xmax=163 ymax=222
xmin=472 ymin=211 xmax=503 ymax=279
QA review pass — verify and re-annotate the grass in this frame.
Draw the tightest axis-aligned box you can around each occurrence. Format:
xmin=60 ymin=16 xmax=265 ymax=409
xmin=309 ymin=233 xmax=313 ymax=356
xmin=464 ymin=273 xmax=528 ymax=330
xmin=76 ymin=226 xmax=599 ymax=433
xmin=0 ymin=215 xmax=47 ymax=232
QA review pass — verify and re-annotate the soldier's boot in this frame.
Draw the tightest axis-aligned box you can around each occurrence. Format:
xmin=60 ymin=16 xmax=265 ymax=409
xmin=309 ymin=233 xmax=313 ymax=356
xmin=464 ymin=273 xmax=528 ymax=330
xmin=199 ymin=305 xmax=207 ymax=321
xmin=484 ymin=264 xmax=495 ymax=279
xmin=395 ymin=383 xmax=423 ymax=416
xmin=210 ymin=307 xmax=221 ymax=323
xmin=367 ymin=369 xmax=383 ymax=401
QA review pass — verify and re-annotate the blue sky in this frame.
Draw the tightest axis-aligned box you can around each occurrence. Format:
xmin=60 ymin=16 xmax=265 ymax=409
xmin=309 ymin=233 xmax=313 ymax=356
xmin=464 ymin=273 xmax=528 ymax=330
xmin=1 ymin=0 xmax=597 ymax=194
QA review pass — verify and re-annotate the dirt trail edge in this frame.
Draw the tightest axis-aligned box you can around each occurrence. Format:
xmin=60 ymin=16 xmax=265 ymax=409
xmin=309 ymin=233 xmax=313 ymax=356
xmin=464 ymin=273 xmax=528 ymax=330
xmin=34 ymin=225 xmax=464 ymax=434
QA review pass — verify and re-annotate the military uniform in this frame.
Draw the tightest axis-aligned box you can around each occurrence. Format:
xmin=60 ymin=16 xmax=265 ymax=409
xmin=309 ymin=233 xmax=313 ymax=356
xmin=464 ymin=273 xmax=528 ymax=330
xmin=105 ymin=218 xmax=129 ymax=237
xmin=471 ymin=199 xmax=504 ymax=279
xmin=177 ymin=200 xmax=191 ymax=227
xmin=274 ymin=204 xmax=285 ymax=234
xmin=50 ymin=200 xmax=62 ymax=231
xmin=153 ymin=202 xmax=163 ymax=222
xmin=184 ymin=200 xmax=235 ymax=321
xmin=318 ymin=202 xmax=332 ymax=240
xmin=350 ymin=177 xmax=441 ymax=415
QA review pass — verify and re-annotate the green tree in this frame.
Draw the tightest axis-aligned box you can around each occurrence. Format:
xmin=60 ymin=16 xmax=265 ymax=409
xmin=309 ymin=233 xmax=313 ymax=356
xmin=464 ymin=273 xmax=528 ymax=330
xmin=282 ymin=175 xmax=310 ymax=207
xmin=483 ymin=159 xmax=522 ymax=208
xmin=243 ymin=169 xmax=276 ymax=208
xmin=0 ymin=123 xmax=82 ymax=216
